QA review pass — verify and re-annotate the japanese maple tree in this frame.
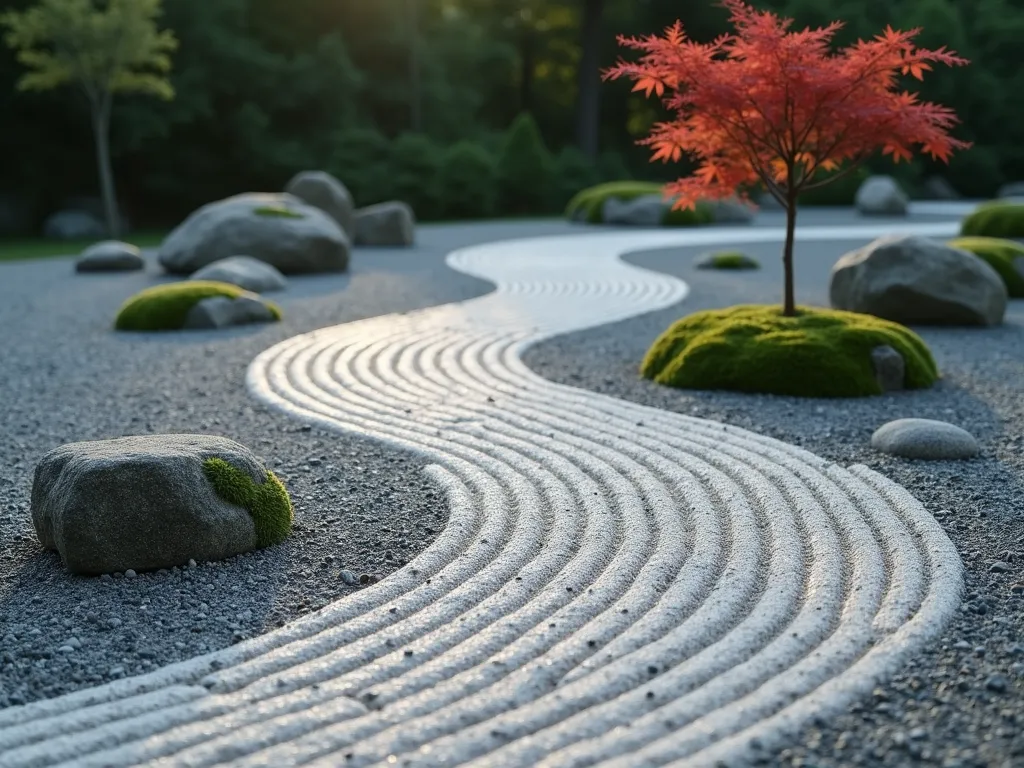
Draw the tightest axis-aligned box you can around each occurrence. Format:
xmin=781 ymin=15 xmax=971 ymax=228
xmin=604 ymin=0 xmax=970 ymax=316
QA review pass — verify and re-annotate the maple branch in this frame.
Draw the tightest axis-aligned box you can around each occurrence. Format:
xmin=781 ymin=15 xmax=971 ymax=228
xmin=797 ymin=153 xmax=870 ymax=192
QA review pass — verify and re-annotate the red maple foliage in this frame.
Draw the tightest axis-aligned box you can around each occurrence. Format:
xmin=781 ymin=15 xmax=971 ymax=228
xmin=604 ymin=0 xmax=970 ymax=315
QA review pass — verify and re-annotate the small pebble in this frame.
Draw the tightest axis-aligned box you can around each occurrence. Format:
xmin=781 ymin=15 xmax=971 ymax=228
xmin=985 ymin=673 xmax=1009 ymax=692
xmin=339 ymin=570 xmax=358 ymax=586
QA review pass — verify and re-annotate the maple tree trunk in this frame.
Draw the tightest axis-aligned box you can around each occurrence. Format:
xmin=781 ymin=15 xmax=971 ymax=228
xmin=574 ymin=0 xmax=604 ymax=158
xmin=91 ymin=99 xmax=121 ymax=239
xmin=782 ymin=191 xmax=797 ymax=316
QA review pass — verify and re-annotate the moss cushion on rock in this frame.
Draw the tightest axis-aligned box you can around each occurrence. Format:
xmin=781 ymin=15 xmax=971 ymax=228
xmin=202 ymin=457 xmax=293 ymax=547
xmin=253 ymin=205 xmax=305 ymax=219
xmin=947 ymin=236 xmax=1024 ymax=297
xmin=565 ymin=181 xmax=714 ymax=226
xmin=115 ymin=281 xmax=282 ymax=331
xmin=641 ymin=305 xmax=938 ymax=398
xmin=959 ymin=201 xmax=1024 ymax=238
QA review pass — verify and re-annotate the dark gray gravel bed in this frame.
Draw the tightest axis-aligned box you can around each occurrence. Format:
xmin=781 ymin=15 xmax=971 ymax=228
xmin=523 ymin=236 xmax=1024 ymax=768
xmin=0 ymin=219 xmax=578 ymax=710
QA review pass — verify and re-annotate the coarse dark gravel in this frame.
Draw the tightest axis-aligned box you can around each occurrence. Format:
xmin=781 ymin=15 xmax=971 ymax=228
xmin=0 ymin=219 xmax=577 ymax=710
xmin=523 ymin=214 xmax=1024 ymax=768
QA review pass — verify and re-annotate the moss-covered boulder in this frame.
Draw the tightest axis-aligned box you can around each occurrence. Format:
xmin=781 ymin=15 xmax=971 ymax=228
xmin=158 ymin=193 xmax=350 ymax=275
xmin=31 ymin=434 xmax=293 ymax=575
xmin=565 ymin=181 xmax=715 ymax=226
xmin=947 ymin=236 xmax=1024 ymax=298
xmin=694 ymin=251 xmax=760 ymax=270
xmin=115 ymin=281 xmax=282 ymax=331
xmin=640 ymin=305 xmax=938 ymax=398
xmin=959 ymin=201 xmax=1024 ymax=239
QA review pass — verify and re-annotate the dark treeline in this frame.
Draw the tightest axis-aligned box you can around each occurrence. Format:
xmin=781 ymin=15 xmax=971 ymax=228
xmin=1 ymin=0 xmax=1022 ymax=232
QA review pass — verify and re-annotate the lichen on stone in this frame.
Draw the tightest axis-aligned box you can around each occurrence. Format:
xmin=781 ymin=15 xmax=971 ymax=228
xmin=202 ymin=457 xmax=293 ymax=547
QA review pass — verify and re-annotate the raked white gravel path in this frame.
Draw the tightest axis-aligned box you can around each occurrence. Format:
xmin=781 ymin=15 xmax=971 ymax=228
xmin=0 ymin=215 xmax=968 ymax=767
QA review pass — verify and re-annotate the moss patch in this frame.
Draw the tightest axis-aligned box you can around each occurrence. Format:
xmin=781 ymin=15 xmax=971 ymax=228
xmin=203 ymin=457 xmax=293 ymax=548
xmin=115 ymin=281 xmax=282 ymax=331
xmin=641 ymin=305 xmax=938 ymax=398
xmin=959 ymin=201 xmax=1024 ymax=238
xmin=565 ymin=181 xmax=714 ymax=226
xmin=253 ymin=205 xmax=304 ymax=219
xmin=698 ymin=250 xmax=760 ymax=270
xmin=948 ymin=236 xmax=1024 ymax=297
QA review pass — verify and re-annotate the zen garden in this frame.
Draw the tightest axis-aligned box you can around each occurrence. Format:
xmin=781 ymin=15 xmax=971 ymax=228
xmin=3 ymin=0 xmax=1024 ymax=765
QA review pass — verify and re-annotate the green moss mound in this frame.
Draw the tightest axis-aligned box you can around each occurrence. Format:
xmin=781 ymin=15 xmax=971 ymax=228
xmin=948 ymin=236 xmax=1024 ymax=297
xmin=702 ymin=250 xmax=760 ymax=270
xmin=565 ymin=181 xmax=714 ymax=226
xmin=253 ymin=205 xmax=304 ymax=219
xmin=115 ymin=281 xmax=283 ymax=331
xmin=959 ymin=201 xmax=1024 ymax=238
xmin=641 ymin=305 xmax=938 ymax=398
xmin=203 ymin=458 xmax=293 ymax=548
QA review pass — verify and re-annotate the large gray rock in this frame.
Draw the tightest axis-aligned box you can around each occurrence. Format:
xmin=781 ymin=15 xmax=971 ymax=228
xmin=190 ymin=255 xmax=287 ymax=293
xmin=44 ymin=210 xmax=105 ymax=240
xmin=919 ymin=176 xmax=960 ymax=200
xmin=75 ymin=241 xmax=144 ymax=272
xmin=284 ymin=170 xmax=355 ymax=237
xmin=601 ymin=194 xmax=665 ymax=226
xmin=855 ymin=176 xmax=909 ymax=216
xmin=997 ymin=181 xmax=1024 ymax=200
xmin=830 ymin=235 xmax=1007 ymax=326
xmin=183 ymin=293 xmax=278 ymax=329
xmin=871 ymin=418 xmax=980 ymax=459
xmin=32 ymin=435 xmax=271 ymax=575
xmin=158 ymin=193 xmax=350 ymax=275
xmin=354 ymin=201 xmax=416 ymax=246
xmin=703 ymin=197 xmax=756 ymax=224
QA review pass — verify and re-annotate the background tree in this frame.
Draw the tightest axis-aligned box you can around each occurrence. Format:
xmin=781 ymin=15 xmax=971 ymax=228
xmin=1 ymin=0 xmax=178 ymax=237
xmin=605 ymin=0 xmax=970 ymax=316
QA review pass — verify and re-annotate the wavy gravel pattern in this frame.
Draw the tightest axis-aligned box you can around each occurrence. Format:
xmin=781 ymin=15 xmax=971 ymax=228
xmin=0 ymin=219 xmax=965 ymax=767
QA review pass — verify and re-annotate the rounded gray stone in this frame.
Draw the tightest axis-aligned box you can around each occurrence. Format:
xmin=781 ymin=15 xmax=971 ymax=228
xmin=190 ymin=256 xmax=288 ymax=293
xmin=870 ymin=418 xmax=980 ymax=460
xmin=75 ymin=241 xmax=144 ymax=272
xmin=158 ymin=193 xmax=350 ymax=275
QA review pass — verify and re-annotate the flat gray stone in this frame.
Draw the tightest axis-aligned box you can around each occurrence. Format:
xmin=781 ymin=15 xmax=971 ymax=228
xmin=871 ymin=345 xmax=905 ymax=392
xmin=182 ymin=294 xmax=278 ymax=330
xmin=75 ymin=241 xmax=144 ymax=272
xmin=190 ymin=256 xmax=287 ymax=293
xmin=871 ymin=418 xmax=980 ymax=459
xmin=31 ymin=435 xmax=266 ymax=575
